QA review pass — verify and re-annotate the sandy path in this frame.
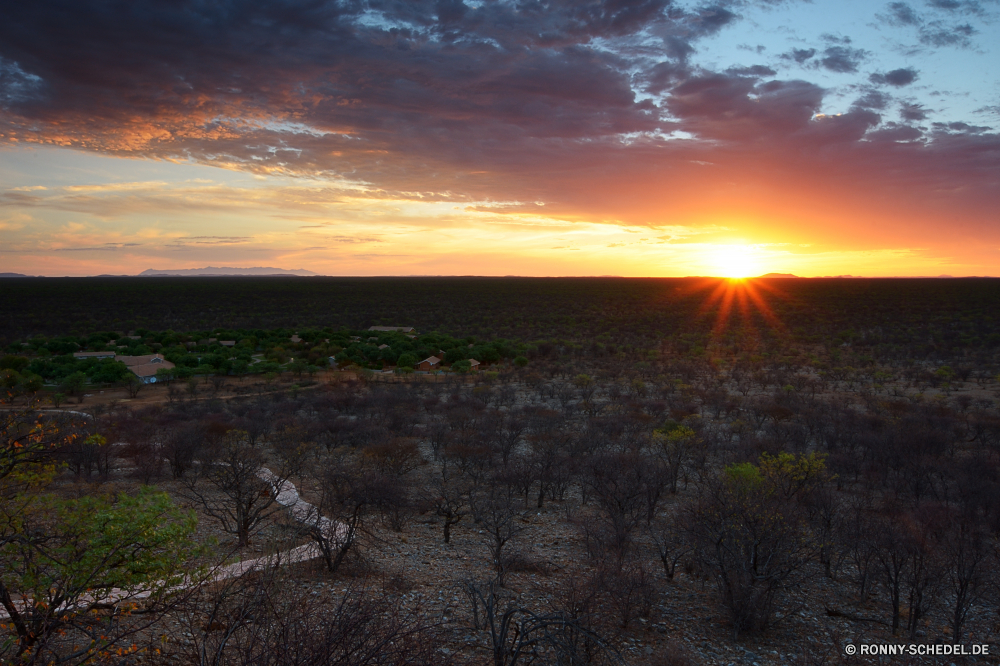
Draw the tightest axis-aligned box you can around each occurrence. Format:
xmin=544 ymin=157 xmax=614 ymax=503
xmin=0 ymin=470 xmax=342 ymax=620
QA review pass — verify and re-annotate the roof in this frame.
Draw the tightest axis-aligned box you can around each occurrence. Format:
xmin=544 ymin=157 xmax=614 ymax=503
xmin=290 ymin=335 xmax=302 ymax=343
xmin=117 ymin=354 xmax=167 ymax=367
xmin=73 ymin=351 xmax=116 ymax=359
xmin=419 ymin=356 xmax=441 ymax=365
xmin=368 ymin=326 xmax=415 ymax=333
xmin=469 ymin=359 xmax=480 ymax=366
xmin=129 ymin=360 xmax=176 ymax=378
xmin=219 ymin=340 xmax=236 ymax=346
xmin=378 ymin=344 xmax=389 ymax=349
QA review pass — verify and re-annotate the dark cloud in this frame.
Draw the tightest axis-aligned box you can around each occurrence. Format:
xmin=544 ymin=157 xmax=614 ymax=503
xmin=886 ymin=2 xmax=922 ymax=25
xmin=932 ymin=120 xmax=991 ymax=133
xmin=727 ymin=65 xmax=777 ymax=77
xmin=0 ymin=57 xmax=43 ymax=104
xmin=900 ymin=102 xmax=929 ymax=121
xmin=853 ymin=90 xmax=892 ymax=110
xmin=781 ymin=48 xmax=816 ymax=64
xmin=870 ymin=68 xmax=919 ymax=86
xmin=819 ymin=45 xmax=868 ymax=73
xmin=865 ymin=123 xmax=924 ymax=142
xmin=0 ymin=0 xmax=996 ymax=246
xmin=666 ymin=74 xmax=824 ymax=141
xmin=919 ymin=21 xmax=976 ymax=47
xmin=927 ymin=0 xmax=985 ymax=13
xmin=879 ymin=2 xmax=979 ymax=48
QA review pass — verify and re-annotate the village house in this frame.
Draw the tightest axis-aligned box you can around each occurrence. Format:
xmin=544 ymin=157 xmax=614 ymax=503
xmin=416 ymin=356 xmax=441 ymax=371
xmin=368 ymin=326 xmax=416 ymax=333
xmin=117 ymin=354 xmax=176 ymax=384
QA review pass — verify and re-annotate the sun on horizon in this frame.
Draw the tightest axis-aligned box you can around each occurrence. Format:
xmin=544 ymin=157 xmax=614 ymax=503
xmin=709 ymin=245 xmax=765 ymax=279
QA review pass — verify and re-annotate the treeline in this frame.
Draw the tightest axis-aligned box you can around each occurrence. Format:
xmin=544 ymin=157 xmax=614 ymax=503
xmin=2 ymin=277 xmax=999 ymax=361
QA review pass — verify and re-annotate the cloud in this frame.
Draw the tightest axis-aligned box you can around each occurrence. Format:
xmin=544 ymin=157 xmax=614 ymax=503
xmin=878 ymin=2 xmax=980 ymax=48
xmin=885 ymin=2 xmax=922 ymax=25
xmin=870 ymin=68 xmax=918 ymax=86
xmin=727 ymin=65 xmax=777 ymax=77
xmin=853 ymin=90 xmax=892 ymax=110
xmin=168 ymin=236 xmax=253 ymax=245
xmin=781 ymin=48 xmax=816 ymax=64
xmin=900 ymin=102 xmax=929 ymax=121
xmin=819 ymin=45 xmax=868 ymax=73
xmin=0 ymin=0 xmax=996 ymax=270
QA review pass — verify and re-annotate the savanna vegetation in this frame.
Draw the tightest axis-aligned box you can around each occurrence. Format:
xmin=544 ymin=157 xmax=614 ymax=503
xmin=2 ymin=276 xmax=1000 ymax=665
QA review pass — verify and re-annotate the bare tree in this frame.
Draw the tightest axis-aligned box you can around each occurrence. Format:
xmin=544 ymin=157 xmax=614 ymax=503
xmin=305 ymin=459 xmax=395 ymax=573
xmin=474 ymin=487 xmax=526 ymax=587
xmin=684 ymin=468 xmax=814 ymax=639
xmin=181 ymin=429 xmax=285 ymax=548
xmin=428 ymin=466 xmax=469 ymax=544
xmin=940 ymin=514 xmax=993 ymax=642
xmin=464 ymin=579 xmax=623 ymax=666
xmin=184 ymin=563 xmax=442 ymax=666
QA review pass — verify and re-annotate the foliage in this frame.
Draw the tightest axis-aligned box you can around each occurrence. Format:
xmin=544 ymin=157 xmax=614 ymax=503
xmin=0 ymin=407 xmax=201 ymax=665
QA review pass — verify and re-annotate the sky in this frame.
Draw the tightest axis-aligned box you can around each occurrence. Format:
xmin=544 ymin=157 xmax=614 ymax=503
xmin=0 ymin=0 xmax=998 ymax=277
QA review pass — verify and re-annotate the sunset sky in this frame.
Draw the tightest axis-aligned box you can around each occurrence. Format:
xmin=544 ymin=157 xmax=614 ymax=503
xmin=1 ymin=0 xmax=997 ymax=277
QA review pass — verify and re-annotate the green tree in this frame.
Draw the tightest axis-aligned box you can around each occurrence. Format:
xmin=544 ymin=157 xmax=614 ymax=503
xmin=0 ymin=489 xmax=199 ymax=663
xmin=0 ymin=407 xmax=202 ymax=665
xmin=60 ymin=371 xmax=88 ymax=402
xmin=124 ymin=372 xmax=146 ymax=398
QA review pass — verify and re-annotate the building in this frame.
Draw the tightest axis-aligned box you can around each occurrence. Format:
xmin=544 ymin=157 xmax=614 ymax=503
xmin=73 ymin=351 xmax=117 ymax=359
xmin=469 ymin=359 xmax=481 ymax=371
xmin=118 ymin=354 xmax=176 ymax=384
xmin=416 ymin=356 xmax=441 ymax=371
xmin=368 ymin=326 xmax=416 ymax=333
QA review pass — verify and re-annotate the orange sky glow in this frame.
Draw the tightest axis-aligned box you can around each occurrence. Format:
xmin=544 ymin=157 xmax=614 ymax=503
xmin=1 ymin=1 xmax=997 ymax=277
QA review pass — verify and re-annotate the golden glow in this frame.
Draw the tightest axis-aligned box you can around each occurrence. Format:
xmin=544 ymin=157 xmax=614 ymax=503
xmin=685 ymin=277 xmax=789 ymax=348
xmin=710 ymin=244 xmax=763 ymax=278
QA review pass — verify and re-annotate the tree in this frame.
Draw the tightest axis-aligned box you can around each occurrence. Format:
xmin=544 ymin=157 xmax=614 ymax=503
xmin=464 ymin=579 xmax=622 ymax=666
xmin=428 ymin=466 xmax=469 ymax=544
xmin=685 ymin=461 xmax=815 ymax=639
xmin=653 ymin=424 xmax=700 ymax=494
xmin=940 ymin=515 xmax=992 ymax=642
xmin=473 ymin=487 xmax=526 ymax=587
xmin=181 ymin=429 xmax=285 ymax=548
xmin=61 ymin=371 xmax=88 ymax=403
xmin=124 ymin=372 xmax=146 ymax=398
xmin=0 ymin=406 xmax=201 ymax=665
xmin=155 ymin=366 xmax=176 ymax=383
xmin=0 ymin=489 xmax=200 ymax=664
xmin=304 ymin=459 xmax=392 ymax=573
xmin=183 ymin=564 xmax=441 ymax=666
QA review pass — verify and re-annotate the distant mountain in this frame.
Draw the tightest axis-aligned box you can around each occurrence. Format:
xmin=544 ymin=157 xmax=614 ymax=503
xmin=758 ymin=273 xmax=799 ymax=278
xmin=0 ymin=273 xmax=31 ymax=278
xmin=140 ymin=266 xmax=318 ymax=277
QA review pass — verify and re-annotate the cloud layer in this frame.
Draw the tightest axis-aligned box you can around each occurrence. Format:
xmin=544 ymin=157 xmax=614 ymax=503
xmin=0 ymin=0 xmax=998 ymax=275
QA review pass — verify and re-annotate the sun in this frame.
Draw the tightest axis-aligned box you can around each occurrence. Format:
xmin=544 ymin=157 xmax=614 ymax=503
xmin=710 ymin=244 xmax=762 ymax=279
